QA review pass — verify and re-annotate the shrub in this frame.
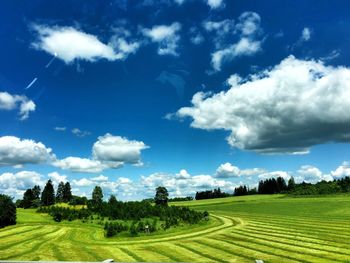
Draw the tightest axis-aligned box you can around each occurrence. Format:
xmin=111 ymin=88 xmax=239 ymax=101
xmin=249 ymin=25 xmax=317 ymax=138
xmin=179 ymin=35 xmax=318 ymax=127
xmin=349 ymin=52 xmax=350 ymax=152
xmin=0 ymin=194 xmax=16 ymax=228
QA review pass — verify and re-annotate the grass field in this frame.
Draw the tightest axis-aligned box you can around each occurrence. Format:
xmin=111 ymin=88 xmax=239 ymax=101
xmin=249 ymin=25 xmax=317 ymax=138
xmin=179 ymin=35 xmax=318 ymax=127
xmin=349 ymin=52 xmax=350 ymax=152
xmin=1 ymin=194 xmax=350 ymax=262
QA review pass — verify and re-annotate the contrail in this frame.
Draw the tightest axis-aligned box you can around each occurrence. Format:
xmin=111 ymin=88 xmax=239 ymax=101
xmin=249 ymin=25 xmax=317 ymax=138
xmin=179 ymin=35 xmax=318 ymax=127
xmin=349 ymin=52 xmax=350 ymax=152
xmin=25 ymin=77 xmax=38 ymax=90
xmin=45 ymin=52 xmax=57 ymax=68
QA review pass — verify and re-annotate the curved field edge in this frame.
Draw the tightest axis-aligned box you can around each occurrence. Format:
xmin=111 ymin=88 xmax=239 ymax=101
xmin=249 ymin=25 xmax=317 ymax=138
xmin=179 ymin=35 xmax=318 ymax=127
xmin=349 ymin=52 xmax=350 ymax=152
xmin=0 ymin=194 xmax=349 ymax=263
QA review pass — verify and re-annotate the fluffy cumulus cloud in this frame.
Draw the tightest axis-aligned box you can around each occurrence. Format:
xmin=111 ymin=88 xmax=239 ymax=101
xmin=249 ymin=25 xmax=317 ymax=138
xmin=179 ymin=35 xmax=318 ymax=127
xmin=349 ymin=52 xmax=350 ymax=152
xmin=175 ymin=56 xmax=350 ymax=154
xmin=48 ymin=171 xmax=67 ymax=185
xmin=207 ymin=12 xmax=263 ymax=71
xmin=141 ymin=169 xmax=236 ymax=197
xmin=71 ymin=176 xmax=135 ymax=197
xmin=92 ymin=133 xmax=149 ymax=165
xmin=142 ymin=22 xmax=181 ymax=56
xmin=331 ymin=162 xmax=350 ymax=179
xmin=32 ymin=25 xmax=139 ymax=63
xmin=53 ymin=133 xmax=148 ymax=173
xmin=0 ymin=136 xmax=54 ymax=167
xmin=52 ymin=157 xmax=108 ymax=173
xmin=296 ymin=165 xmax=333 ymax=183
xmin=0 ymin=91 xmax=35 ymax=120
xmin=0 ymin=171 xmax=42 ymax=197
xmin=216 ymin=162 xmax=265 ymax=178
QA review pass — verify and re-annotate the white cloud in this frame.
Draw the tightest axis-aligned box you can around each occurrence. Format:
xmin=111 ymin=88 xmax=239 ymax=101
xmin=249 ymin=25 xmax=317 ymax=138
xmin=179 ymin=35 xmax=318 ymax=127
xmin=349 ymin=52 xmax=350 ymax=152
xmin=72 ymin=128 xmax=91 ymax=137
xmin=52 ymin=157 xmax=108 ymax=173
xmin=48 ymin=171 xmax=67 ymax=185
xmin=301 ymin=27 xmax=311 ymax=41
xmin=235 ymin=12 xmax=261 ymax=36
xmin=0 ymin=91 xmax=36 ymax=120
xmin=207 ymin=12 xmax=263 ymax=71
xmin=216 ymin=162 xmax=265 ymax=178
xmin=211 ymin=38 xmax=261 ymax=71
xmin=54 ymin=127 xmax=66 ymax=131
xmin=0 ymin=136 xmax=54 ymax=167
xmin=258 ymin=171 xmax=291 ymax=181
xmin=32 ymin=25 xmax=139 ymax=63
xmin=93 ymin=133 xmax=149 ymax=165
xmin=53 ymin=133 xmax=148 ymax=173
xmin=141 ymin=170 xmax=236 ymax=197
xmin=0 ymin=171 xmax=43 ymax=198
xmin=207 ymin=0 xmax=224 ymax=9
xmin=91 ymin=175 xmax=109 ymax=182
xmin=297 ymin=165 xmax=333 ymax=183
xmin=175 ymin=56 xmax=350 ymax=154
xmin=142 ymin=22 xmax=181 ymax=56
xmin=331 ymin=162 xmax=350 ymax=179
xmin=72 ymin=178 xmax=94 ymax=187
xmin=203 ymin=19 xmax=235 ymax=49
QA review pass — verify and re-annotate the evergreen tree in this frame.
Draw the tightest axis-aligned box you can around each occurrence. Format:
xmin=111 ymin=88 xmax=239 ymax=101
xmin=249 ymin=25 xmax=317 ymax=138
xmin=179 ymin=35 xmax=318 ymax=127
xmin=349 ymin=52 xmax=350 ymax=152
xmin=41 ymin=179 xmax=55 ymax=206
xmin=56 ymin=182 xmax=65 ymax=203
xmin=32 ymin=185 xmax=41 ymax=200
xmin=91 ymin=186 xmax=103 ymax=212
xmin=63 ymin=182 xmax=72 ymax=202
xmin=288 ymin=177 xmax=296 ymax=190
xmin=155 ymin=186 xmax=169 ymax=206
xmin=22 ymin=189 xmax=35 ymax=208
xmin=0 ymin=194 xmax=16 ymax=228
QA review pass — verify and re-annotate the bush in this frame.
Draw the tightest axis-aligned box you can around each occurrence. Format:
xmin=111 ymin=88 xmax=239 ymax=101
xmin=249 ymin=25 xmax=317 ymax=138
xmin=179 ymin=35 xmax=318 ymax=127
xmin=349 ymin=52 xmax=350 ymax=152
xmin=0 ymin=194 xmax=16 ymax=228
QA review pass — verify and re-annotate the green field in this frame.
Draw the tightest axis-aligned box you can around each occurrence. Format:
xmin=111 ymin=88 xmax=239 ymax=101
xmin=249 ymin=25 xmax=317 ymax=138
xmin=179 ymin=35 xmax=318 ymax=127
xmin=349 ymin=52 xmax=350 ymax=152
xmin=1 ymin=194 xmax=350 ymax=262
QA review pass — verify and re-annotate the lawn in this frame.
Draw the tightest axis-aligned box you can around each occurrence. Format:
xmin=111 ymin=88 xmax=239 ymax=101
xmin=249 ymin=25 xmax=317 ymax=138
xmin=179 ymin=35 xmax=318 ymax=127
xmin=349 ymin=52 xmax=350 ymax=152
xmin=1 ymin=194 xmax=350 ymax=262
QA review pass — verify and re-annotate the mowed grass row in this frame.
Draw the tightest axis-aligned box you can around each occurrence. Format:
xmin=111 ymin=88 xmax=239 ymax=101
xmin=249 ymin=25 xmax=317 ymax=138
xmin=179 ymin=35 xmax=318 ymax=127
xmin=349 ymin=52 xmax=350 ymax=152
xmin=1 ymin=194 xmax=350 ymax=262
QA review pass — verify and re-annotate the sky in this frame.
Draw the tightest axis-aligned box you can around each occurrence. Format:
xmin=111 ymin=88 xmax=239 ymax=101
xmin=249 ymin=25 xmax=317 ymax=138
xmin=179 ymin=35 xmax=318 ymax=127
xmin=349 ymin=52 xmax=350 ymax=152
xmin=1 ymin=0 xmax=350 ymax=200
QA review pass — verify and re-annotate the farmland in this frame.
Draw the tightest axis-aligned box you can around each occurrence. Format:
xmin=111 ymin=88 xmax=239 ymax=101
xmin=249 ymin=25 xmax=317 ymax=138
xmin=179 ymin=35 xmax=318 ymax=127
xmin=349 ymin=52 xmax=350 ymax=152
xmin=1 ymin=194 xmax=350 ymax=262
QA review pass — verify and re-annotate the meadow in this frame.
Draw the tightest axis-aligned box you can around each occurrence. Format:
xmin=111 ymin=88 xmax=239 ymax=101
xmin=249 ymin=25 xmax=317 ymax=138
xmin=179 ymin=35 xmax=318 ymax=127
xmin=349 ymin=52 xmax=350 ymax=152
xmin=1 ymin=194 xmax=350 ymax=262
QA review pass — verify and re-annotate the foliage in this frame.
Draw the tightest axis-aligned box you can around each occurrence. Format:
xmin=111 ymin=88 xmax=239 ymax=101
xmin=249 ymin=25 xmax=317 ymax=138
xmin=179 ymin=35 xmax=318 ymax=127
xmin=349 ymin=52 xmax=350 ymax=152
xmin=0 ymin=194 xmax=16 ymax=228
xmin=37 ymin=206 xmax=91 ymax=222
xmin=17 ymin=185 xmax=41 ymax=208
xmin=69 ymin=195 xmax=87 ymax=206
xmin=155 ymin=186 xmax=169 ymax=206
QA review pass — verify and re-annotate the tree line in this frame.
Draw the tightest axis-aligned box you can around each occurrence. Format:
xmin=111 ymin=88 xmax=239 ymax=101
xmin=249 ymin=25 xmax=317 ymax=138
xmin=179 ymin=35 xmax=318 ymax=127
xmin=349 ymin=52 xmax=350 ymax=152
xmin=195 ymin=176 xmax=350 ymax=199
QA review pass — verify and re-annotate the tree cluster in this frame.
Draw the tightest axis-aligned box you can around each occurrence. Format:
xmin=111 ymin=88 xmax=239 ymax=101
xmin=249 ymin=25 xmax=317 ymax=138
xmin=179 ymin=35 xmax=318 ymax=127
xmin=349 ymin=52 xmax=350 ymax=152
xmin=195 ymin=188 xmax=230 ymax=200
xmin=233 ymin=185 xmax=258 ymax=196
xmin=258 ymin=177 xmax=288 ymax=194
xmin=17 ymin=180 xmax=73 ymax=208
xmin=289 ymin=177 xmax=350 ymax=195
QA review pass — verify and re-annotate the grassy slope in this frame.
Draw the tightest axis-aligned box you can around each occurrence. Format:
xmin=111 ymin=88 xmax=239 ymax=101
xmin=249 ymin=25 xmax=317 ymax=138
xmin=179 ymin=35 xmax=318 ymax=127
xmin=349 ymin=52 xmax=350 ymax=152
xmin=1 ymin=194 xmax=350 ymax=262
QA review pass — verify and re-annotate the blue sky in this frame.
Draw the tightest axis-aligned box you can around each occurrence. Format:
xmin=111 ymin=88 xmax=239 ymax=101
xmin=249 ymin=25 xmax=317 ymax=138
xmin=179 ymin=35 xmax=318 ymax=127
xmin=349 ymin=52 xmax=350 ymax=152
xmin=1 ymin=0 xmax=350 ymax=200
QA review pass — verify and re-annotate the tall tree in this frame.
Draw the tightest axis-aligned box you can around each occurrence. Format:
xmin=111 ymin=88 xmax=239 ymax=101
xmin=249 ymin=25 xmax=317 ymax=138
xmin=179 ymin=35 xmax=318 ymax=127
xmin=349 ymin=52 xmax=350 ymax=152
xmin=41 ymin=180 xmax=55 ymax=206
xmin=63 ymin=182 xmax=72 ymax=202
xmin=32 ymin=185 xmax=41 ymax=200
xmin=288 ymin=177 xmax=296 ymax=191
xmin=91 ymin=186 xmax=103 ymax=211
xmin=0 ymin=194 xmax=16 ymax=228
xmin=56 ymin=182 xmax=65 ymax=203
xmin=22 ymin=189 xmax=35 ymax=208
xmin=155 ymin=186 xmax=169 ymax=206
